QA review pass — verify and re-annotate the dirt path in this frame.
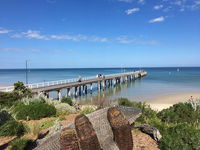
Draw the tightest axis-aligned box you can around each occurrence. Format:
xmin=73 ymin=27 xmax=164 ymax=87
xmin=132 ymin=131 xmax=160 ymax=150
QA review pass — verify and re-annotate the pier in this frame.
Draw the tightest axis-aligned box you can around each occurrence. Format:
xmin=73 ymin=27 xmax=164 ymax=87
xmin=0 ymin=70 xmax=147 ymax=100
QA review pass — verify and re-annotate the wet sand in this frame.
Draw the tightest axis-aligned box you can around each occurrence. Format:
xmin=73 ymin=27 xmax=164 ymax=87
xmin=146 ymin=92 xmax=200 ymax=111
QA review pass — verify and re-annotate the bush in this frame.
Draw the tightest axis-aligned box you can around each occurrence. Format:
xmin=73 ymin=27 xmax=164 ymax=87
xmin=21 ymin=97 xmax=44 ymax=105
xmin=80 ymin=105 xmax=97 ymax=114
xmin=13 ymin=81 xmax=32 ymax=98
xmin=118 ymin=98 xmax=157 ymax=124
xmin=10 ymin=138 xmax=32 ymax=150
xmin=118 ymin=98 xmax=132 ymax=106
xmin=159 ymin=123 xmax=200 ymax=150
xmin=0 ymin=120 xmax=26 ymax=136
xmin=14 ymin=102 xmax=56 ymax=120
xmin=61 ymin=97 xmax=73 ymax=106
xmin=55 ymin=103 xmax=76 ymax=115
xmin=0 ymin=92 xmax=20 ymax=106
xmin=0 ymin=109 xmax=12 ymax=126
xmin=118 ymin=97 xmax=200 ymax=150
xmin=157 ymin=102 xmax=200 ymax=126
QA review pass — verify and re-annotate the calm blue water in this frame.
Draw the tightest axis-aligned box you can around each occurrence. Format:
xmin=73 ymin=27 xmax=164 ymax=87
xmin=0 ymin=67 xmax=200 ymax=102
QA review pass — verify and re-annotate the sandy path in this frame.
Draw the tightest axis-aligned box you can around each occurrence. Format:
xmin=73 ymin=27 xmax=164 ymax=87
xmin=145 ymin=92 xmax=200 ymax=111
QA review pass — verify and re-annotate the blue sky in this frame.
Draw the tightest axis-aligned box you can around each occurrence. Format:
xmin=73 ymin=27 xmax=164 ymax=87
xmin=0 ymin=0 xmax=200 ymax=68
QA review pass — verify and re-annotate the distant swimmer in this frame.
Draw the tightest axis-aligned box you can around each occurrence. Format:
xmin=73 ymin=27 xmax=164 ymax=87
xmin=189 ymin=96 xmax=194 ymax=101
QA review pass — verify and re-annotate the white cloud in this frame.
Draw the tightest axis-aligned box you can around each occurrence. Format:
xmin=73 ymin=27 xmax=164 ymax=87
xmin=50 ymin=34 xmax=87 ymax=41
xmin=22 ymin=30 xmax=48 ymax=40
xmin=88 ymin=37 xmax=108 ymax=42
xmin=165 ymin=0 xmax=200 ymax=12
xmin=0 ymin=47 xmax=74 ymax=53
xmin=12 ymin=30 xmax=109 ymax=43
xmin=118 ymin=0 xmax=145 ymax=4
xmin=10 ymin=29 xmax=159 ymax=46
xmin=125 ymin=8 xmax=140 ymax=15
xmin=11 ymin=34 xmax=22 ymax=38
xmin=116 ymin=36 xmax=136 ymax=44
xmin=46 ymin=0 xmax=56 ymax=3
xmin=195 ymin=0 xmax=200 ymax=5
xmin=118 ymin=0 xmax=134 ymax=3
xmin=173 ymin=1 xmax=182 ymax=6
xmin=0 ymin=28 xmax=11 ymax=34
xmin=116 ymin=36 xmax=159 ymax=45
xmin=149 ymin=16 xmax=165 ymax=23
xmin=138 ymin=0 xmax=145 ymax=5
xmin=154 ymin=5 xmax=163 ymax=10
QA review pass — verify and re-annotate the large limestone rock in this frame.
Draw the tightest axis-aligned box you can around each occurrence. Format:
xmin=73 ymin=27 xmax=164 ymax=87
xmin=34 ymin=106 xmax=141 ymax=150
xmin=107 ymin=107 xmax=133 ymax=150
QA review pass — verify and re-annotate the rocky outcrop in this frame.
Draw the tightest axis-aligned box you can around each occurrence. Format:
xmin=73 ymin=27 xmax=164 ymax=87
xmin=34 ymin=106 xmax=142 ymax=150
xmin=134 ymin=124 xmax=162 ymax=142
xmin=107 ymin=107 xmax=133 ymax=150
xmin=75 ymin=114 xmax=102 ymax=150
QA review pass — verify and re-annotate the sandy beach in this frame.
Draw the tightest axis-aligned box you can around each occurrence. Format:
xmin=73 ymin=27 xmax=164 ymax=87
xmin=0 ymin=85 xmax=7 ymax=88
xmin=146 ymin=92 xmax=200 ymax=111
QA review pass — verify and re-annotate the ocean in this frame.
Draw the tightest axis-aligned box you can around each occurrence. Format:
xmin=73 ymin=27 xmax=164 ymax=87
xmin=0 ymin=67 xmax=200 ymax=102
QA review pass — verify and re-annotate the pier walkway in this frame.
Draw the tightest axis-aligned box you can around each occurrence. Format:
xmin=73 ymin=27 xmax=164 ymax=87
xmin=0 ymin=70 xmax=147 ymax=100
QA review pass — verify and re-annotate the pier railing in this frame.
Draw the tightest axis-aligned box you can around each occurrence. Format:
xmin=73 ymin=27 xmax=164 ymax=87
xmin=0 ymin=71 xmax=140 ymax=92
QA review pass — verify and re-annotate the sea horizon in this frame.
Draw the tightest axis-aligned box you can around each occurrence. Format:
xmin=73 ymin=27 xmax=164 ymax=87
xmin=0 ymin=66 xmax=200 ymax=70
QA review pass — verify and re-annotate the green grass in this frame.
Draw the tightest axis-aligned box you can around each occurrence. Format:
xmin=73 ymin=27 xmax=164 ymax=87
xmin=10 ymin=138 xmax=32 ymax=150
xmin=0 ymin=120 xmax=26 ymax=137
xmin=40 ymin=119 xmax=56 ymax=130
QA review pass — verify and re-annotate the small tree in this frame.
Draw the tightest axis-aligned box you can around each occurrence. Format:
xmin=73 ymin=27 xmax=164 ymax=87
xmin=61 ymin=97 xmax=73 ymax=106
xmin=13 ymin=81 xmax=32 ymax=98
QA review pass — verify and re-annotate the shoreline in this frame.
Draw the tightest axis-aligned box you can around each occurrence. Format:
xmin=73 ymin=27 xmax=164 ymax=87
xmin=145 ymin=92 xmax=200 ymax=111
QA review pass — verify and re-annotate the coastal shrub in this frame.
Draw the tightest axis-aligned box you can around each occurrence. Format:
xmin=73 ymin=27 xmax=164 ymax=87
xmin=0 ymin=91 xmax=20 ymax=106
xmin=80 ymin=105 xmax=97 ymax=114
xmin=55 ymin=103 xmax=76 ymax=115
xmin=45 ymin=120 xmax=63 ymax=137
xmin=118 ymin=98 xmax=132 ymax=106
xmin=21 ymin=96 xmax=44 ymax=105
xmin=158 ymin=123 xmax=200 ymax=150
xmin=14 ymin=102 xmax=56 ymax=120
xmin=0 ymin=109 xmax=12 ymax=126
xmin=61 ymin=97 xmax=73 ymax=106
xmin=26 ymin=122 xmax=42 ymax=138
xmin=118 ymin=98 xmax=200 ymax=149
xmin=187 ymin=99 xmax=200 ymax=110
xmin=118 ymin=98 xmax=157 ymax=124
xmin=13 ymin=81 xmax=32 ymax=98
xmin=40 ymin=119 xmax=56 ymax=130
xmin=0 ymin=120 xmax=26 ymax=136
xmin=10 ymin=138 xmax=32 ymax=150
xmin=157 ymin=102 xmax=200 ymax=126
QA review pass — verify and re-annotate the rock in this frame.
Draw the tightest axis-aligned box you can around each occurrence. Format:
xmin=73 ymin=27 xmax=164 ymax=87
xmin=117 ymin=106 xmax=142 ymax=125
xmin=60 ymin=128 xmax=80 ymax=150
xmin=134 ymin=124 xmax=162 ymax=142
xmin=107 ymin=107 xmax=133 ymax=150
xmin=34 ymin=106 xmax=142 ymax=150
xmin=86 ymin=107 xmax=119 ymax=150
xmin=75 ymin=114 xmax=101 ymax=150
